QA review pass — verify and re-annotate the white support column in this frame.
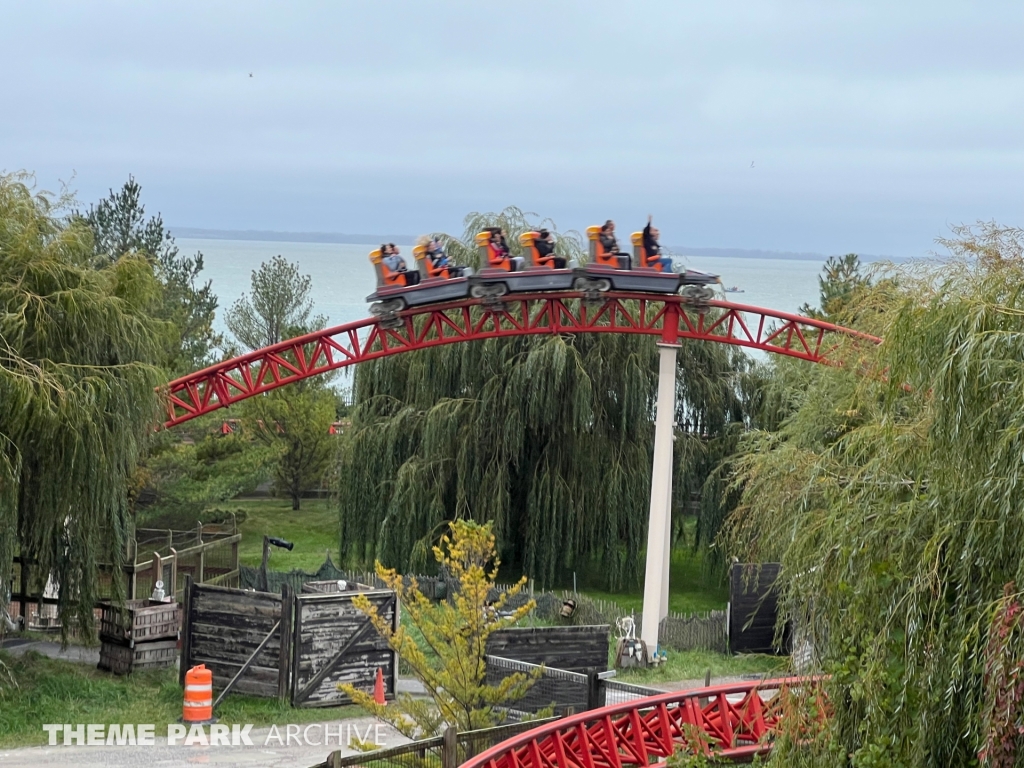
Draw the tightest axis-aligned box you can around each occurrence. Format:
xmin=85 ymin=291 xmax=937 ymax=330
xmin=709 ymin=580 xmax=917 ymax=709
xmin=660 ymin=450 xmax=673 ymax=621
xmin=641 ymin=341 xmax=680 ymax=652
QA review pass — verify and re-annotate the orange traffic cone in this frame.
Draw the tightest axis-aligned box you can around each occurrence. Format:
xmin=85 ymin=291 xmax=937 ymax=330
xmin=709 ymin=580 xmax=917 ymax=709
xmin=373 ymin=667 xmax=386 ymax=706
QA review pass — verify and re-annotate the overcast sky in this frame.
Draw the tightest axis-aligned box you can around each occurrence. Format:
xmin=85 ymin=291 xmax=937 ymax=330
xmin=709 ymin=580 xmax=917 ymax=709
xmin=3 ymin=1 xmax=1022 ymax=257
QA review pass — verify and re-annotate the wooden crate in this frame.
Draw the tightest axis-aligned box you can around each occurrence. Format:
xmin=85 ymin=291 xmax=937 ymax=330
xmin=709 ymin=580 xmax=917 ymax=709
xmin=98 ymin=638 xmax=179 ymax=675
xmin=98 ymin=600 xmax=180 ymax=645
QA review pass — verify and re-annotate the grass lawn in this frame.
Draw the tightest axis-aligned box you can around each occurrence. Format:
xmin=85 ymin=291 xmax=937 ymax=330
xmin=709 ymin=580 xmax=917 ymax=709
xmin=229 ymin=498 xmax=339 ymax=572
xmin=0 ymin=650 xmax=362 ymax=748
xmin=613 ymin=648 xmax=788 ymax=686
xmin=566 ymin=519 xmax=728 ymax=615
xmin=581 ymin=544 xmax=727 ymax=615
xmin=228 ymin=501 xmax=725 ymax=613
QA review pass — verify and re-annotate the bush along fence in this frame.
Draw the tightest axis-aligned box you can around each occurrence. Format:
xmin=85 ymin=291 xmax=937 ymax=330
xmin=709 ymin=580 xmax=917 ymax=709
xmin=246 ymin=556 xmax=728 ymax=654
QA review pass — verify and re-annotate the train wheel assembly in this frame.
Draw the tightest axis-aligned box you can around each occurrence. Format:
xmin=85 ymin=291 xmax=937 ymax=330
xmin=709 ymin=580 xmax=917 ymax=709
xmin=470 ymin=283 xmax=509 ymax=299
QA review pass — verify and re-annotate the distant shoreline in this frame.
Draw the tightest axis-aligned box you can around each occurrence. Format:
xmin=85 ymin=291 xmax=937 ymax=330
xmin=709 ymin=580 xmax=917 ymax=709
xmin=170 ymin=227 xmax=896 ymax=262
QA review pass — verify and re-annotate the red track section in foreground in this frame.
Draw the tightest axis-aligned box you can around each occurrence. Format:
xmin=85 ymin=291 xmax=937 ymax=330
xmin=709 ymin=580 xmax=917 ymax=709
xmin=164 ymin=292 xmax=881 ymax=428
xmin=462 ymin=678 xmax=820 ymax=767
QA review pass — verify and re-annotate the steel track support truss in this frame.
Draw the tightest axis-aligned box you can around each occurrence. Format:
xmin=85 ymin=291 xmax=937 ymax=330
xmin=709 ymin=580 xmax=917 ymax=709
xmin=460 ymin=678 xmax=825 ymax=767
xmin=163 ymin=292 xmax=880 ymax=428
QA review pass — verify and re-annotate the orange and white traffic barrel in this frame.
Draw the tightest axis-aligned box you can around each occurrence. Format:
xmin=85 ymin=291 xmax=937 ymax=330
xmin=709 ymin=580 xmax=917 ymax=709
xmin=183 ymin=664 xmax=214 ymax=722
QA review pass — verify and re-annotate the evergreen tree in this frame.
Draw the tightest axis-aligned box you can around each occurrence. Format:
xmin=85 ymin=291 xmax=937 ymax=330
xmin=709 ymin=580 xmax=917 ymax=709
xmin=227 ymin=256 xmax=333 ymax=508
xmin=799 ymin=253 xmax=870 ymax=322
xmin=80 ymin=177 xmax=219 ymax=376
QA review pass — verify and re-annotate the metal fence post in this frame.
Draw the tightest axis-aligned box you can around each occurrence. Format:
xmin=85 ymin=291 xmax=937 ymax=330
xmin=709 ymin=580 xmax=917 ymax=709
xmin=586 ymin=669 xmax=601 ymax=711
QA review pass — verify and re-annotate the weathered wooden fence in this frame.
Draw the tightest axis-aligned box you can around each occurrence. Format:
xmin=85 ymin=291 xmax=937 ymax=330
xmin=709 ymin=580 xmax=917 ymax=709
xmin=8 ymin=520 xmax=238 ymax=633
xmin=180 ymin=577 xmax=398 ymax=708
xmin=528 ymin=591 xmax=728 ymax=654
xmin=485 ymin=626 xmax=609 ymax=673
xmin=729 ymin=562 xmax=788 ymax=655
xmin=290 ymin=587 xmax=398 ymax=708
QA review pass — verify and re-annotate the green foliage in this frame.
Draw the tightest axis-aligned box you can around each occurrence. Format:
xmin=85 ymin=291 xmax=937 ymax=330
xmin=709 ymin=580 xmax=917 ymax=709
xmin=241 ymin=381 xmax=338 ymax=510
xmin=79 ymin=176 xmax=220 ymax=375
xmin=725 ymin=225 xmax=1024 ymax=766
xmin=337 ymin=207 xmax=751 ymax=589
xmin=224 ymin=254 xmax=326 ymax=351
xmin=340 ymin=520 xmax=540 ymax=738
xmin=232 ymin=498 xmax=338 ymax=571
xmin=0 ymin=172 xmax=164 ymax=639
xmin=799 ymin=253 xmax=871 ymax=323
xmin=224 ymin=255 xmax=335 ymax=507
xmin=573 ymin=520 xmax=728 ymax=614
xmin=665 ymin=733 xmax=723 ymax=767
xmin=138 ymin=424 xmax=276 ymax=527
xmin=614 ymin=648 xmax=785 ymax=686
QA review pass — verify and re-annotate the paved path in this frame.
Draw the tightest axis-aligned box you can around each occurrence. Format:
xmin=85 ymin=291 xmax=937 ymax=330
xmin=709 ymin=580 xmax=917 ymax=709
xmin=1 ymin=637 xmax=101 ymax=664
xmin=647 ymin=673 xmax=767 ymax=692
xmin=0 ymin=638 xmax=427 ymax=694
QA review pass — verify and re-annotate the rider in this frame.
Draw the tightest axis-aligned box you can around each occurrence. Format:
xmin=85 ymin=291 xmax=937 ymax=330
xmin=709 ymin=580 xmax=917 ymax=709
xmin=383 ymin=243 xmax=420 ymax=285
xmin=426 ymin=237 xmax=466 ymax=277
xmin=642 ymin=216 xmax=673 ymax=271
xmin=599 ymin=220 xmax=631 ymax=269
xmin=490 ymin=228 xmax=524 ymax=272
xmin=534 ymin=229 xmax=566 ymax=269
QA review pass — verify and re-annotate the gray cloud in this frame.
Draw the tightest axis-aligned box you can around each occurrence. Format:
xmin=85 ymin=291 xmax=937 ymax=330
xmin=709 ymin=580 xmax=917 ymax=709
xmin=3 ymin=0 xmax=1022 ymax=257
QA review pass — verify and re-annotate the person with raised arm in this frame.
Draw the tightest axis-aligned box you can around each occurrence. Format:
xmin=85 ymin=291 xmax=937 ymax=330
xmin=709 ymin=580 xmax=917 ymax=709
xmin=643 ymin=215 xmax=673 ymax=271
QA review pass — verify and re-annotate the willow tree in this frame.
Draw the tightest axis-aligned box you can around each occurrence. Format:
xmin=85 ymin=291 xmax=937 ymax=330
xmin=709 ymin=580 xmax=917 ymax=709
xmin=724 ymin=224 xmax=1024 ymax=766
xmin=696 ymin=254 xmax=875 ymax=565
xmin=0 ymin=173 xmax=165 ymax=639
xmin=337 ymin=207 xmax=751 ymax=589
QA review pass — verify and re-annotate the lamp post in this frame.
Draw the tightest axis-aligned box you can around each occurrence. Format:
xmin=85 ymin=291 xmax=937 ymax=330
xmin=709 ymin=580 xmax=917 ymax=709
xmin=259 ymin=535 xmax=295 ymax=592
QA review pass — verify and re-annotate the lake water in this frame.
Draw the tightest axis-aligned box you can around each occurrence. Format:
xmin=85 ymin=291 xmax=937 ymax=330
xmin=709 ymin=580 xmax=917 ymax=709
xmin=179 ymin=238 xmax=828 ymax=336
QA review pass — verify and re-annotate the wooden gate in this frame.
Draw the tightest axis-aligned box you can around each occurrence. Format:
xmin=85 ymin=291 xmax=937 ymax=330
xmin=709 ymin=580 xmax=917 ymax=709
xmin=180 ymin=578 xmax=398 ymax=708
xmin=180 ymin=579 xmax=289 ymax=698
xmin=728 ymin=562 xmax=790 ymax=655
xmin=290 ymin=588 xmax=398 ymax=708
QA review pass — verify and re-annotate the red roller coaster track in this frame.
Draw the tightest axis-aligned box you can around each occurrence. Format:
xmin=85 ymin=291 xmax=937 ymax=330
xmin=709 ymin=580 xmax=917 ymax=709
xmin=461 ymin=677 xmax=823 ymax=767
xmin=164 ymin=292 xmax=880 ymax=428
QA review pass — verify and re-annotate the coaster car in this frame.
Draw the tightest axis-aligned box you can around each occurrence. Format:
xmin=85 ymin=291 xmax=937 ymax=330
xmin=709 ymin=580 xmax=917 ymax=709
xmin=572 ymin=226 xmax=720 ymax=300
xmin=366 ymin=246 xmax=471 ymax=315
xmin=468 ymin=231 xmax=579 ymax=299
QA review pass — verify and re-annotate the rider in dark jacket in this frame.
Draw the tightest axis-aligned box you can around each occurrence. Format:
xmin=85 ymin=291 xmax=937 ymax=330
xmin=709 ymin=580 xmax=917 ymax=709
xmin=600 ymin=221 xmax=630 ymax=269
xmin=643 ymin=216 xmax=673 ymax=271
xmin=535 ymin=229 xmax=566 ymax=269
